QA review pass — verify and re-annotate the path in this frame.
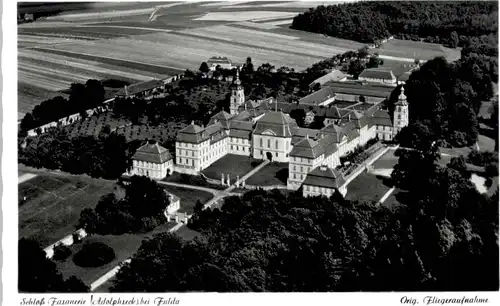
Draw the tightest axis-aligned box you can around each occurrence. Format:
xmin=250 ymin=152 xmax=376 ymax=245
xmin=90 ymin=159 xmax=270 ymax=291
xmin=377 ymin=187 xmax=396 ymax=206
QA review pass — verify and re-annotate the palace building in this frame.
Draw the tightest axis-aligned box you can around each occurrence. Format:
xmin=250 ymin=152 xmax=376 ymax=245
xmin=133 ymin=71 xmax=409 ymax=197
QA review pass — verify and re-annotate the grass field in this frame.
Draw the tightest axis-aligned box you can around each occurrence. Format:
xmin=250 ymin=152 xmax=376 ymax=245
xmin=161 ymin=186 xmax=213 ymax=214
xmin=19 ymin=173 xmax=117 ymax=247
xmin=245 ymin=162 xmax=288 ymax=186
xmin=55 ymin=221 xmax=176 ymax=286
xmin=345 ymin=172 xmax=392 ymax=203
xmin=376 ymin=39 xmax=461 ymax=62
xmin=202 ymin=154 xmax=260 ymax=180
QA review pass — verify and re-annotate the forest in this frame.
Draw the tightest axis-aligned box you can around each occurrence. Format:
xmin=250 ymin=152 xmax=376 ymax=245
xmin=107 ymin=136 xmax=498 ymax=291
xmin=291 ymin=1 xmax=498 ymax=47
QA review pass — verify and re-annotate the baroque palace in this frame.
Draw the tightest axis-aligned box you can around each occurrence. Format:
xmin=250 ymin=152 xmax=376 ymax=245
xmin=132 ymin=70 xmax=409 ymax=196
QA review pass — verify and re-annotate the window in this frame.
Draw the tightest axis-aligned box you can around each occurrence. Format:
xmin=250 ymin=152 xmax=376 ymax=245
xmin=267 ymin=139 xmax=271 ymax=148
xmin=293 ymin=173 xmax=296 ymax=179
xmin=300 ymin=166 xmax=303 ymax=172
xmin=275 ymin=140 xmax=279 ymax=149
xmin=231 ymin=145 xmax=233 ymax=150
xmin=260 ymin=138 xmax=263 ymax=147
xmin=275 ymin=152 xmax=278 ymax=157
xmin=261 ymin=150 xmax=263 ymax=155
xmin=293 ymin=165 xmax=296 ymax=171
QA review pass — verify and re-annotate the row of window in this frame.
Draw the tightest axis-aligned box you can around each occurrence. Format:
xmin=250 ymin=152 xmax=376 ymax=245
xmin=292 ymin=165 xmax=310 ymax=173
xmin=134 ymin=161 xmax=167 ymax=169
xmin=304 ymin=185 xmax=332 ymax=194
xmin=257 ymin=138 xmax=290 ymax=151
xmin=231 ymin=145 xmax=249 ymax=152
xmin=178 ymin=158 xmax=195 ymax=166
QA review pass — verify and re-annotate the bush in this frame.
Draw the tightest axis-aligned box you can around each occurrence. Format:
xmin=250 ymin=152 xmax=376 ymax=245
xmin=485 ymin=162 xmax=498 ymax=177
xmin=72 ymin=233 xmax=82 ymax=244
xmin=485 ymin=177 xmax=493 ymax=188
xmin=52 ymin=243 xmax=72 ymax=261
xmin=73 ymin=242 xmax=115 ymax=268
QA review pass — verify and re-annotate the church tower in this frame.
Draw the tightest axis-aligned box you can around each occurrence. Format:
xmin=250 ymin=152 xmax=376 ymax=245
xmin=229 ymin=70 xmax=245 ymax=115
xmin=393 ymin=85 xmax=409 ymax=135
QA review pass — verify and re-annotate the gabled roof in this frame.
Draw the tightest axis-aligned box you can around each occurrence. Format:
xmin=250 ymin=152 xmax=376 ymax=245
xmin=339 ymin=110 xmax=370 ymax=128
xmin=359 ymin=68 xmax=396 ymax=81
xmin=208 ymin=110 xmax=233 ymax=129
xmin=253 ymin=111 xmax=298 ymax=137
xmin=318 ymin=124 xmax=346 ymax=143
xmin=309 ymin=70 xmax=347 ymax=87
xmin=299 ymin=87 xmax=337 ymax=106
xmin=370 ymin=109 xmax=393 ymax=126
xmin=133 ymin=142 xmax=172 ymax=164
xmin=303 ymin=166 xmax=346 ymax=189
xmin=229 ymin=120 xmax=253 ymax=139
xmin=116 ymin=79 xmax=163 ymax=96
xmin=208 ymin=56 xmax=232 ymax=64
xmin=289 ymin=136 xmax=325 ymax=159
xmin=177 ymin=122 xmax=206 ymax=143
xmin=205 ymin=122 xmax=227 ymax=144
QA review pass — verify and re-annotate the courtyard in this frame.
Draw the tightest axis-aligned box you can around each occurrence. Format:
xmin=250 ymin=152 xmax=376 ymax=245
xmin=245 ymin=162 xmax=288 ymax=186
xmin=201 ymin=154 xmax=262 ymax=181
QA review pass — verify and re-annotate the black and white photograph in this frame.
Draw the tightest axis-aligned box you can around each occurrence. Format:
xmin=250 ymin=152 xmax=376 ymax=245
xmin=3 ymin=0 xmax=500 ymax=302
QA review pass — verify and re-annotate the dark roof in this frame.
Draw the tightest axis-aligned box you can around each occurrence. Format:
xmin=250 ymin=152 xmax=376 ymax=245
xmin=359 ymin=68 xmax=396 ymax=81
xmin=309 ymin=70 xmax=347 ymax=87
xmin=208 ymin=110 xmax=233 ymax=129
xmin=322 ymin=81 xmax=394 ymax=98
xmin=299 ymin=87 xmax=337 ymax=106
xmin=116 ymin=79 xmax=163 ymax=96
xmin=133 ymin=142 xmax=172 ymax=163
xmin=208 ymin=56 xmax=231 ymax=64
xmin=317 ymin=135 xmax=339 ymax=155
xmin=339 ymin=110 xmax=370 ymax=128
xmin=303 ymin=166 xmax=346 ymax=189
xmin=371 ymin=109 xmax=393 ymax=126
xmin=177 ymin=122 xmax=206 ymax=143
xmin=318 ymin=124 xmax=346 ymax=143
xmin=290 ymin=136 xmax=325 ymax=158
xmin=205 ymin=122 xmax=227 ymax=144
xmin=229 ymin=120 xmax=253 ymax=139
xmin=253 ymin=111 xmax=298 ymax=137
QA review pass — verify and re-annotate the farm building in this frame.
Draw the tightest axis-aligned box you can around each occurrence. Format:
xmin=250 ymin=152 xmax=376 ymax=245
xmin=130 ymin=141 xmax=174 ymax=179
xmin=207 ymin=56 xmax=233 ymax=71
xmin=115 ymin=79 xmax=164 ymax=99
xmin=321 ymin=81 xmax=394 ymax=103
xmin=299 ymin=87 xmax=338 ymax=106
xmin=302 ymin=165 xmax=347 ymax=198
xmin=309 ymin=69 xmax=347 ymax=90
xmin=358 ymin=68 xmax=397 ymax=86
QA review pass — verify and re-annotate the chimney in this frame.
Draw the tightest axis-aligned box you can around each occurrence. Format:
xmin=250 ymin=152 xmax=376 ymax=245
xmin=124 ymin=85 xmax=128 ymax=96
xmin=191 ymin=121 xmax=194 ymax=125
xmin=348 ymin=114 xmax=351 ymax=121
xmin=320 ymin=165 xmax=327 ymax=171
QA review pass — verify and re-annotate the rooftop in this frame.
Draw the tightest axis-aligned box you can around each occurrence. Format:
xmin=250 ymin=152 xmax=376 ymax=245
xmin=359 ymin=68 xmax=396 ymax=81
xmin=132 ymin=142 xmax=172 ymax=164
xmin=309 ymin=69 xmax=347 ymax=87
xmin=299 ymin=87 xmax=337 ymax=106
xmin=115 ymin=79 xmax=164 ymax=96
xmin=253 ymin=111 xmax=298 ymax=137
xmin=208 ymin=56 xmax=232 ymax=64
xmin=303 ymin=166 xmax=346 ymax=189
xmin=289 ymin=136 xmax=325 ymax=159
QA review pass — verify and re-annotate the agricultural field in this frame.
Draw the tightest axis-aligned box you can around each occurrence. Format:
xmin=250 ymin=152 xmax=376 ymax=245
xmin=18 ymin=172 xmax=117 ymax=247
xmin=375 ymin=39 xmax=461 ymax=62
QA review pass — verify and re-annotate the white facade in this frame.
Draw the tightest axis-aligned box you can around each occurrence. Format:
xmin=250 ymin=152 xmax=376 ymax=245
xmin=131 ymin=159 xmax=173 ymax=179
xmin=252 ymin=133 xmax=291 ymax=162
xmin=303 ymin=184 xmax=347 ymax=198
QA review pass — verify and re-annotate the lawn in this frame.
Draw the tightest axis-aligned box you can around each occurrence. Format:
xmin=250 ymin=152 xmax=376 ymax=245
xmin=381 ymin=188 xmax=409 ymax=209
xmin=54 ymin=221 xmax=176 ymax=286
xmin=164 ymin=172 xmax=225 ymax=190
xmin=376 ymin=39 xmax=461 ymax=62
xmin=161 ymin=186 xmax=213 ymax=215
xmin=19 ymin=173 xmax=117 ymax=247
xmin=201 ymin=154 xmax=261 ymax=180
xmin=372 ymin=149 xmax=398 ymax=170
xmin=245 ymin=162 xmax=288 ymax=186
xmin=175 ymin=225 xmax=201 ymax=241
xmin=345 ymin=172 xmax=392 ymax=203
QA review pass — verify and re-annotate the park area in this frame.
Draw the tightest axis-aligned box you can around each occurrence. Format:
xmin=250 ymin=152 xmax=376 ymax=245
xmin=54 ymin=221 xmax=176 ymax=287
xmin=201 ymin=154 xmax=262 ymax=181
xmin=18 ymin=172 xmax=117 ymax=247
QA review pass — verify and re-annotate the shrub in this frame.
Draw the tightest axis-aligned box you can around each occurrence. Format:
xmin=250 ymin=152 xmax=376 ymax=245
xmin=485 ymin=177 xmax=493 ymax=188
xmin=485 ymin=162 xmax=498 ymax=177
xmin=52 ymin=243 xmax=72 ymax=261
xmin=72 ymin=233 xmax=82 ymax=244
xmin=73 ymin=242 xmax=115 ymax=268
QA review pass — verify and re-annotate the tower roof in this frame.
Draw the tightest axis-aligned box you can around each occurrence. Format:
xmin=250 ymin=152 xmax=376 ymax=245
xmin=232 ymin=69 xmax=242 ymax=88
xmin=396 ymin=86 xmax=408 ymax=106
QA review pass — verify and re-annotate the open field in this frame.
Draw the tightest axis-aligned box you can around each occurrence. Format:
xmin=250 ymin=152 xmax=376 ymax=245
xmin=202 ymin=154 xmax=260 ymax=180
xmin=245 ymin=162 xmax=288 ymax=186
xmin=161 ymin=186 xmax=213 ymax=215
xmin=376 ymin=39 xmax=461 ymax=62
xmin=18 ymin=173 xmax=117 ymax=247
xmin=55 ymin=222 xmax=176 ymax=286
xmin=345 ymin=172 xmax=392 ymax=203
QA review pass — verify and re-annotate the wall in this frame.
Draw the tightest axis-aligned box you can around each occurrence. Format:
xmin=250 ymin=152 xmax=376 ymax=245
xmin=252 ymin=134 xmax=291 ymax=162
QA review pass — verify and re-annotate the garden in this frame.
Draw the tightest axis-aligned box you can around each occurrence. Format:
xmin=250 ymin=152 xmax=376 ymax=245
xmin=201 ymin=154 xmax=262 ymax=181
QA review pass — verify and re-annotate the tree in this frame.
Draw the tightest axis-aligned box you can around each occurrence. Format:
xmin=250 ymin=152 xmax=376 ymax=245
xmin=63 ymin=276 xmax=90 ymax=293
xmin=348 ymin=60 xmax=365 ymax=79
xmin=73 ymin=242 xmax=116 ymax=268
xmin=243 ymin=57 xmax=254 ymax=74
xmin=289 ymin=108 xmax=306 ymax=127
xmin=447 ymin=156 xmax=469 ymax=177
xmin=199 ymin=62 xmax=210 ymax=74
xmin=194 ymin=200 xmax=204 ymax=214
xmin=449 ymin=31 xmax=459 ymax=48
xmin=357 ymin=46 xmax=370 ymax=59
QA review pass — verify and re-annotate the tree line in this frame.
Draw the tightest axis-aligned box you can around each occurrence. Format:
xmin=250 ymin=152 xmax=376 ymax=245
xmin=20 ymin=79 xmax=106 ymax=132
xmin=290 ymin=1 xmax=497 ymax=46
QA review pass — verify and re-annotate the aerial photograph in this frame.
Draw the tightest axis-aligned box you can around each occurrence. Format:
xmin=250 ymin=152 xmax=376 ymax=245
xmin=16 ymin=0 xmax=498 ymax=294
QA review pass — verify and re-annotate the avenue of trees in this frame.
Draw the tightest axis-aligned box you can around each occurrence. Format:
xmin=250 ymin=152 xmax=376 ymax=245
xmin=78 ymin=176 xmax=170 ymax=235
xmin=291 ymin=1 xmax=497 ymax=46
xmin=19 ymin=238 xmax=89 ymax=292
xmin=18 ymin=128 xmax=134 ymax=179
xmin=20 ymin=79 xmax=106 ymax=132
